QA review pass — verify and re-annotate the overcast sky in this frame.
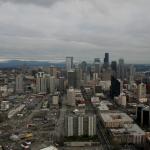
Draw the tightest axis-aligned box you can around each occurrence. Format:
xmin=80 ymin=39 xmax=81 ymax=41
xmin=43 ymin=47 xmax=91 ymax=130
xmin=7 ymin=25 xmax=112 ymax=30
xmin=0 ymin=0 xmax=150 ymax=63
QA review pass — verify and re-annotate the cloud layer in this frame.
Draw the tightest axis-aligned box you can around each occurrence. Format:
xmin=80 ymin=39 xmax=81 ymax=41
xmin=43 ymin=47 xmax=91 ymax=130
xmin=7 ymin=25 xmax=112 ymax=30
xmin=0 ymin=0 xmax=150 ymax=63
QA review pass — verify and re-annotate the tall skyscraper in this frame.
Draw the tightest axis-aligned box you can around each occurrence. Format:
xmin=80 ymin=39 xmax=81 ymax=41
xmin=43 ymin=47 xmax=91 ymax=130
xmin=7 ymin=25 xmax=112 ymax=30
xmin=67 ymin=70 xmax=76 ymax=88
xmin=94 ymin=58 xmax=101 ymax=75
xmin=66 ymin=57 xmax=73 ymax=71
xmin=80 ymin=61 xmax=87 ymax=82
xmin=16 ymin=74 xmax=24 ymax=93
xmin=111 ymin=61 xmax=117 ymax=78
xmin=65 ymin=116 xmax=74 ymax=136
xmin=129 ymin=65 xmax=135 ymax=82
xmin=67 ymin=88 xmax=76 ymax=106
xmin=75 ymin=68 xmax=81 ymax=88
xmin=110 ymin=76 xmax=121 ymax=99
xmin=137 ymin=83 xmax=146 ymax=99
xmin=36 ymin=72 xmax=47 ymax=93
xmin=49 ymin=76 xmax=56 ymax=94
xmin=58 ymin=77 xmax=65 ymax=92
xmin=104 ymin=53 xmax=109 ymax=69
xmin=80 ymin=61 xmax=87 ymax=73
xmin=118 ymin=58 xmax=125 ymax=80
xmin=48 ymin=66 xmax=58 ymax=77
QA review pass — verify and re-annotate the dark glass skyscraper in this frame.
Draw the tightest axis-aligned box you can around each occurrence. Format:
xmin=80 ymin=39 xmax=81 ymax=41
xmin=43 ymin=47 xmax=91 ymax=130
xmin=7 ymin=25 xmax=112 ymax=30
xmin=110 ymin=76 xmax=120 ymax=99
xmin=104 ymin=53 xmax=109 ymax=69
xmin=67 ymin=70 xmax=76 ymax=88
xmin=111 ymin=61 xmax=117 ymax=77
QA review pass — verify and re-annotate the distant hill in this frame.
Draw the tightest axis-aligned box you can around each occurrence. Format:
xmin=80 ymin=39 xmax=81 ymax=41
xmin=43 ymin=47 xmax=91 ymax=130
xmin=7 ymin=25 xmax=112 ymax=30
xmin=0 ymin=60 xmax=65 ymax=68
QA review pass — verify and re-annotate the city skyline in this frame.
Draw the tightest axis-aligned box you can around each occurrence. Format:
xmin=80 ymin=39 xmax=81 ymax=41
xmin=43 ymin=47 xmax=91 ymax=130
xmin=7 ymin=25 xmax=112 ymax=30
xmin=0 ymin=0 xmax=150 ymax=63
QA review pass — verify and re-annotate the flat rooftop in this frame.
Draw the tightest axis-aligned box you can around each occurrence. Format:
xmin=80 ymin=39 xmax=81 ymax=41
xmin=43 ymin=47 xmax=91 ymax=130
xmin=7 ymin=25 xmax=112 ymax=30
xmin=98 ymin=100 xmax=113 ymax=111
xmin=40 ymin=146 xmax=58 ymax=150
xmin=110 ymin=124 xmax=145 ymax=136
xmin=101 ymin=112 xmax=133 ymax=123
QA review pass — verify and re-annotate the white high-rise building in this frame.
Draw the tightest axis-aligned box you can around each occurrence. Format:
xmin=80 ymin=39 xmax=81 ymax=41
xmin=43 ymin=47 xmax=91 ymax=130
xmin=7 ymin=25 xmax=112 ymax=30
xmin=66 ymin=57 xmax=73 ymax=71
xmin=65 ymin=114 xmax=96 ymax=137
xmin=36 ymin=72 xmax=47 ymax=93
xmin=88 ymin=115 xmax=96 ymax=136
xmin=137 ymin=83 xmax=146 ymax=99
xmin=78 ymin=116 xmax=84 ymax=136
xmin=67 ymin=116 xmax=74 ymax=136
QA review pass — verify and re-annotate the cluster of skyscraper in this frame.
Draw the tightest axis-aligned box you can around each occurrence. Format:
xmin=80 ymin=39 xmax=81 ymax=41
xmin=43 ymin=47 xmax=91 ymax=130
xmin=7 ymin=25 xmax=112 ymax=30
xmin=66 ymin=53 xmax=135 ymax=99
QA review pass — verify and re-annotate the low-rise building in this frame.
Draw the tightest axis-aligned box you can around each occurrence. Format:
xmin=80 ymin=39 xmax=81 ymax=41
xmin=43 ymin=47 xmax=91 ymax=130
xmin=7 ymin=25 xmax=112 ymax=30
xmin=109 ymin=124 xmax=145 ymax=145
xmin=1 ymin=101 xmax=9 ymax=111
xmin=100 ymin=112 xmax=133 ymax=128
xmin=40 ymin=146 xmax=58 ymax=150
xmin=97 ymin=100 xmax=113 ymax=112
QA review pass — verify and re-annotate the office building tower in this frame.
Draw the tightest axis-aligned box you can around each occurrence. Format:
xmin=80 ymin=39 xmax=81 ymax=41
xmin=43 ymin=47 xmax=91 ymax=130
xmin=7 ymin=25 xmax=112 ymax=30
xmin=110 ymin=76 xmax=121 ymax=99
xmin=136 ymin=104 xmax=144 ymax=124
xmin=104 ymin=53 xmax=109 ymax=69
xmin=118 ymin=59 xmax=125 ymax=80
xmin=75 ymin=68 xmax=81 ymax=88
xmin=129 ymin=65 xmax=135 ymax=82
xmin=101 ymin=69 xmax=112 ymax=81
xmin=65 ymin=113 xmax=96 ymax=137
xmin=137 ymin=83 xmax=146 ymax=99
xmin=78 ymin=116 xmax=84 ymax=136
xmin=67 ymin=70 xmax=76 ymax=88
xmin=67 ymin=88 xmax=76 ymax=106
xmin=66 ymin=57 xmax=73 ymax=71
xmin=94 ymin=58 xmax=101 ymax=75
xmin=136 ymin=105 xmax=150 ymax=127
xmin=141 ymin=107 xmax=150 ymax=127
xmin=49 ymin=76 xmax=56 ymax=94
xmin=66 ymin=116 xmax=74 ymax=136
xmin=16 ymin=74 xmax=24 ymax=93
xmin=80 ymin=61 xmax=87 ymax=73
xmin=88 ymin=115 xmax=96 ymax=136
xmin=58 ymin=77 xmax=65 ymax=92
xmin=111 ymin=61 xmax=117 ymax=77
xmin=93 ymin=73 xmax=99 ymax=80
xmin=48 ymin=66 xmax=58 ymax=77
xmin=36 ymin=72 xmax=47 ymax=93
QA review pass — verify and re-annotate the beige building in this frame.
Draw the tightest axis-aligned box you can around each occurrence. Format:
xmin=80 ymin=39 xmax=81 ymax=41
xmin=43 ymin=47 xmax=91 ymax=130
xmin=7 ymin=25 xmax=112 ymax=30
xmin=67 ymin=88 xmax=76 ymax=106
xmin=110 ymin=124 xmax=145 ymax=145
xmin=137 ymin=83 xmax=146 ymax=99
xmin=100 ymin=112 xmax=133 ymax=128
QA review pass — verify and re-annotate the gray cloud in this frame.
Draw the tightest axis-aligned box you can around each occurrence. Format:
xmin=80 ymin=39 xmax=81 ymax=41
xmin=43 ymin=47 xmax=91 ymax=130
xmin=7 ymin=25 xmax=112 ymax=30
xmin=0 ymin=0 xmax=62 ymax=7
xmin=0 ymin=0 xmax=150 ymax=63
